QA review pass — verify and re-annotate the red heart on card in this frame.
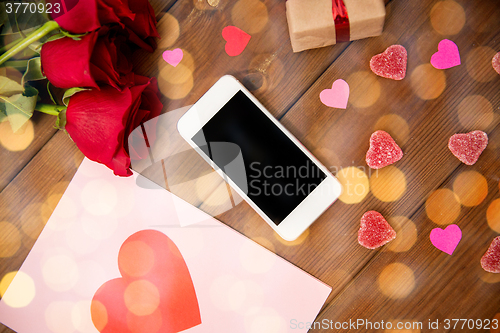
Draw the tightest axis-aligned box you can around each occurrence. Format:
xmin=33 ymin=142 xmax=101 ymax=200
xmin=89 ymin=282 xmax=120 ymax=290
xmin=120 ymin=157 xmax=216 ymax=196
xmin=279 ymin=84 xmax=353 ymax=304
xmin=222 ymin=26 xmax=251 ymax=57
xmin=370 ymin=45 xmax=407 ymax=80
xmin=91 ymin=230 xmax=201 ymax=333
xmin=448 ymin=130 xmax=488 ymax=165
xmin=366 ymin=130 xmax=403 ymax=169
xmin=430 ymin=224 xmax=462 ymax=255
xmin=481 ymin=236 xmax=500 ymax=273
xmin=358 ymin=211 xmax=396 ymax=249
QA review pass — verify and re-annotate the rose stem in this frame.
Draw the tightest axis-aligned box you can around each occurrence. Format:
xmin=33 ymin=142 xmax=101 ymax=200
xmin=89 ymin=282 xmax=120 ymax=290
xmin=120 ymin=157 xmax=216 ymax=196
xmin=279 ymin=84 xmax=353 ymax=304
xmin=34 ymin=103 xmax=66 ymax=116
xmin=0 ymin=21 xmax=60 ymax=66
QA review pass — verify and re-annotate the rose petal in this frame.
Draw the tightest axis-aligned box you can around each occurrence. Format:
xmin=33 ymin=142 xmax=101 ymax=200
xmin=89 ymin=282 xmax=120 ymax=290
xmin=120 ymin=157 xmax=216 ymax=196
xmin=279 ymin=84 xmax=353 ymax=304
xmin=48 ymin=0 xmax=100 ymax=34
xmin=41 ymin=32 xmax=99 ymax=89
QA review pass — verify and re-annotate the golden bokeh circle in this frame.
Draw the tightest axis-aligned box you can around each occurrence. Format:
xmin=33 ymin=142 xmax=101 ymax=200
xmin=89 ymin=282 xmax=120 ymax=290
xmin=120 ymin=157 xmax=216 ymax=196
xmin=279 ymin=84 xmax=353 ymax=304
xmin=90 ymin=300 xmax=108 ymax=332
xmin=487 ymin=199 xmax=500 ymax=233
xmin=347 ymin=71 xmax=381 ymax=109
xmin=158 ymin=49 xmax=195 ymax=73
xmin=156 ymin=14 xmax=180 ymax=49
xmin=0 ymin=117 xmax=34 ymax=151
xmin=0 ymin=271 xmax=36 ymax=308
xmin=452 ymin=171 xmax=488 ymax=207
xmin=410 ymin=64 xmax=446 ymax=100
xmin=274 ymin=228 xmax=309 ymax=246
xmin=127 ymin=309 xmax=163 ymax=333
xmin=457 ymin=95 xmax=494 ymax=131
xmin=377 ymin=263 xmax=415 ymax=299
xmin=426 ymin=188 xmax=460 ymax=225
xmin=479 ymin=270 xmax=500 ymax=284
xmin=370 ymin=166 xmax=407 ymax=202
xmin=385 ymin=216 xmax=417 ymax=252
xmin=430 ymin=1 xmax=465 ymax=35
xmin=20 ymin=203 xmax=46 ymax=239
xmin=466 ymin=46 xmax=497 ymax=83
xmin=374 ymin=114 xmax=410 ymax=146
xmin=158 ymin=71 xmax=193 ymax=100
xmin=0 ymin=221 xmax=21 ymax=258
xmin=124 ymin=280 xmax=160 ymax=316
xmin=231 ymin=0 xmax=268 ymax=34
xmin=119 ymin=241 xmax=156 ymax=278
xmin=336 ymin=167 xmax=370 ymax=204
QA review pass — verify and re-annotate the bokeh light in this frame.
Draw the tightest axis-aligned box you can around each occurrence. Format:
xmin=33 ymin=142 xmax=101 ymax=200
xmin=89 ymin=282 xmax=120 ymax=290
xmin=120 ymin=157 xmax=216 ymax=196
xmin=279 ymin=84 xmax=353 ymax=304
xmin=81 ymin=180 xmax=118 ymax=216
xmin=0 ymin=117 xmax=34 ymax=151
xmin=347 ymin=71 xmax=381 ymax=109
xmin=240 ymin=237 xmax=276 ymax=274
xmin=457 ymin=95 xmax=495 ymax=131
xmin=374 ymin=114 xmax=410 ymax=146
xmin=426 ymin=189 xmax=460 ymax=225
xmin=0 ymin=271 xmax=35 ymax=308
xmin=452 ymin=171 xmax=488 ymax=207
xmin=119 ymin=240 xmax=156 ymax=277
xmin=20 ymin=203 xmax=46 ymax=239
xmin=274 ymin=228 xmax=309 ymax=246
xmin=42 ymin=254 xmax=79 ymax=292
xmin=0 ymin=221 xmax=21 ymax=257
xmin=377 ymin=263 xmax=415 ymax=299
xmin=478 ymin=270 xmax=500 ymax=284
xmin=81 ymin=213 xmax=118 ymax=241
xmin=370 ymin=166 xmax=407 ymax=202
xmin=158 ymin=49 xmax=195 ymax=100
xmin=410 ymin=64 xmax=446 ymax=100
xmin=244 ymin=307 xmax=286 ymax=333
xmin=71 ymin=300 xmax=95 ymax=333
xmin=157 ymin=14 xmax=180 ymax=49
xmin=124 ymin=280 xmax=160 ymax=316
xmin=90 ymin=300 xmax=108 ymax=332
xmin=336 ymin=167 xmax=370 ymax=204
xmin=228 ymin=279 xmax=264 ymax=315
xmin=487 ymin=199 xmax=500 ymax=233
xmin=385 ymin=216 xmax=417 ymax=252
xmin=466 ymin=46 xmax=497 ymax=83
xmin=45 ymin=301 xmax=76 ymax=333
xmin=232 ymin=0 xmax=268 ymax=34
xmin=430 ymin=1 xmax=465 ymax=35
xmin=127 ymin=309 xmax=162 ymax=333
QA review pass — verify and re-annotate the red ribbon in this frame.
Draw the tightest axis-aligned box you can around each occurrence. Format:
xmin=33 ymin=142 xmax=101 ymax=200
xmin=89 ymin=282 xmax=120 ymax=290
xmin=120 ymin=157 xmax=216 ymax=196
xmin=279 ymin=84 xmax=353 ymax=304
xmin=332 ymin=0 xmax=350 ymax=43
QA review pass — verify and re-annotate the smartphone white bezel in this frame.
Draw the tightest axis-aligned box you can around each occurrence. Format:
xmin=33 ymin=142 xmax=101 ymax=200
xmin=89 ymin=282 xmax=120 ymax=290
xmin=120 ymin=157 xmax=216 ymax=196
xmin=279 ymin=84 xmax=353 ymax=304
xmin=177 ymin=75 xmax=341 ymax=241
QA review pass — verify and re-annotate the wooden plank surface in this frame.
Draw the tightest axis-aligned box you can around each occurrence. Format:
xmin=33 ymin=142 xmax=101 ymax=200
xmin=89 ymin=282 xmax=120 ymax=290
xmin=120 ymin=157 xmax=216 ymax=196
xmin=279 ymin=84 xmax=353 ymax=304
xmin=1 ymin=0 xmax=500 ymax=332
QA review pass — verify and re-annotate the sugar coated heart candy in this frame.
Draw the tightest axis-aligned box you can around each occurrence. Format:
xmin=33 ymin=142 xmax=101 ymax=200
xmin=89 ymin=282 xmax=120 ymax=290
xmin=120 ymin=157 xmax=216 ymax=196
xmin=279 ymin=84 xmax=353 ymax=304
xmin=448 ymin=130 xmax=488 ymax=165
xmin=493 ymin=52 xmax=500 ymax=75
xmin=481 ymin=236 xmax=500 ymax=273
xmin=370 ymin=45 xmax=407 ymax=80
xmin=358 ymin=211 xmax=396 ymax=249
xmin=366 ymin=130 xmax=403 ymax=169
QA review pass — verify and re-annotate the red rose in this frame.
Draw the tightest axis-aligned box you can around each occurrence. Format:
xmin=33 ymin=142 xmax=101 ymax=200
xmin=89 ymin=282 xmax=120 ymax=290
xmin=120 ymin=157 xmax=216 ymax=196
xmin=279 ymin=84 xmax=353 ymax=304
xmin=48 ymin=0 xmax=158 ymax=51
xmin=41 ymin=27 xmax=134 ymax=90
xmin=65 ymin=75 xmax=163 ymax=176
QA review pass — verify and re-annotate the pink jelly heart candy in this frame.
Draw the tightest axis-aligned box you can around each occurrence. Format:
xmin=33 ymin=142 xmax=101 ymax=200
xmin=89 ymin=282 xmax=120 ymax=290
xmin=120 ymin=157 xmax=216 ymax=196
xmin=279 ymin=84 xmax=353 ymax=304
xmin=448 ymin=130 xmax=488 ymax=165
xmin=358 ymin=211 xmax=396 ymax=249
xmin=366 ymin=130 xmax=403 ymax=169
xmin=481 ymin=236 xmax=500 ymax=273
xmin=493 ymin=52 xmax=500 ymax=75
xmin=370 ymin=45 xmax=407 ymax=80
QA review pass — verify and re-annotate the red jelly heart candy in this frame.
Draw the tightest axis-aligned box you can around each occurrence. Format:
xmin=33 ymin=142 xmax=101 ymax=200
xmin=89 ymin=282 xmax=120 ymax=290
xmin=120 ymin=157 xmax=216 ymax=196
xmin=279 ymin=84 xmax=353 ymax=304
xmin=492 ymin=52 xmax=500 ymax=75
xmin=481 ymin=236 xmax=500 ymax=273
xmin=370 ymin=45 xmax=407 ymax=80
xmin=358 ymin=211 xmax=396 ymax=249
xmin=366 ymin=130 xmax=403 ymax=169
xmin=448 ymin=130 xmax=488 ymax=165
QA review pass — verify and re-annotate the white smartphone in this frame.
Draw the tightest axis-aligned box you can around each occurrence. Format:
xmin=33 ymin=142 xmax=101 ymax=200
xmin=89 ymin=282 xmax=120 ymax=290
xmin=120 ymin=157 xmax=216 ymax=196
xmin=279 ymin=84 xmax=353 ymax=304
xmin=177 ymin=75 xmax=341 ymax=240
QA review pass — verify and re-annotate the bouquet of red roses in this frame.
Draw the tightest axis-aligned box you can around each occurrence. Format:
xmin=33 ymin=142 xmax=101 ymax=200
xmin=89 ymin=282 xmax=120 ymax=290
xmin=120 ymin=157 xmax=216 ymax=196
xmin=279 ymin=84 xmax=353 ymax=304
xmin=0 ymin=0 xmax=163 ymax=176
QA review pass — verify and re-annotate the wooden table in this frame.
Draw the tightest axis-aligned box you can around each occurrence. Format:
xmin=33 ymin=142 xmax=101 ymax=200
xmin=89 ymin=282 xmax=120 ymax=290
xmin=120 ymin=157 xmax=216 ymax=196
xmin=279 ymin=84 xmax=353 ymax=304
xmin=1 ymin=0 xmax=500 ymax=331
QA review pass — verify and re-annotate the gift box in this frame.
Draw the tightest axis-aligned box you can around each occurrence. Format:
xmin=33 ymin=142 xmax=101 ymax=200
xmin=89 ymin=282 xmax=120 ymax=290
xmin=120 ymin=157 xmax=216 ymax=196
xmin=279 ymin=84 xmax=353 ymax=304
xmin=286 ymin=0 xmax=386 ymax=52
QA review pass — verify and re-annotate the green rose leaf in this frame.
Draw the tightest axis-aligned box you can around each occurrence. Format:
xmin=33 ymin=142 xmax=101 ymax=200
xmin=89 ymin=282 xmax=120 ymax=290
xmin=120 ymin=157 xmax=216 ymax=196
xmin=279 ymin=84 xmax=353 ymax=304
xmin=22 ymin=57 xmax=45 ymax=85
xmin=0 ymin=85 xmax=38 ymax=132
xmin=62 ymin=87 xmax=88 ymax=106
xmin=55 ymin=108 xmax=67 ymax=130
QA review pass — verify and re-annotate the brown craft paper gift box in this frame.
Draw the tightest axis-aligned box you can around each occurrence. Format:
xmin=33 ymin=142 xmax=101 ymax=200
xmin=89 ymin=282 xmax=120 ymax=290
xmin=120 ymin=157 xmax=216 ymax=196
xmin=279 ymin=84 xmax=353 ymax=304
xmin=286 ymin=0 xmax=386 ymax=52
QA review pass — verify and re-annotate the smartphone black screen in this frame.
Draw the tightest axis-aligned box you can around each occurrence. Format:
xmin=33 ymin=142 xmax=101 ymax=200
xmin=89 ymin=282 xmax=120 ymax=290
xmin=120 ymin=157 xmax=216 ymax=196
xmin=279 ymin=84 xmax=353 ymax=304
xmin=192 ymin=91 xmax=326 ymax=225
